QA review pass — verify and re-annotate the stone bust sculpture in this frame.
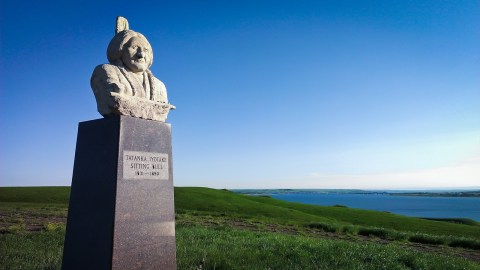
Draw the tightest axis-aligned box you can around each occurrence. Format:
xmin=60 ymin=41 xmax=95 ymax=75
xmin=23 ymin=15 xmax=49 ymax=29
xmin=91 ymin=17 xmax=175 ymax=122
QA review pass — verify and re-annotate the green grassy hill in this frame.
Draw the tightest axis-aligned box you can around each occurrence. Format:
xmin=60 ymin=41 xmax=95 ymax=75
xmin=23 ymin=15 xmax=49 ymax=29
xmin=1 ymin=186 xmax=479 ymax=239
xmin=0 ymin=187 xmax=70 ymax=204
xmin=1 ymin=186 xmax=480 ymax=269
xmin=175 ymin=187 xmax=480 ymax=239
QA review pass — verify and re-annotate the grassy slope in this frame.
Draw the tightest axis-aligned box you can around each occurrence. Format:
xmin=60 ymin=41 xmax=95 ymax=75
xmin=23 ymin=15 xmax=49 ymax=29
xmin=1 ymin=186 xmax=480 ymax=269
xmin=176 ymin=226 xmax=479 ymax=270
xmin=1 ymin=186 xmax=479 ymax=238
xmin=175 ymin=187 xmax=480 ymax=239
xmin=0 ymin=187 xmax=70 ymax=204
xmin=2 ymin=227 xmax=478 ymax=270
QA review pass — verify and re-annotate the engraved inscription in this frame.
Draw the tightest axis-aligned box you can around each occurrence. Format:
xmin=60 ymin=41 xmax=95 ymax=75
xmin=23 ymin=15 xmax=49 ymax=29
xmin=123 ymin=151 xmax=169 ymax=180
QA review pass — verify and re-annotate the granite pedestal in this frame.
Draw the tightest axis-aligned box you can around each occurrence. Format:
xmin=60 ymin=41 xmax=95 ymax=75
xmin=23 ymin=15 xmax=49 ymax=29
xmin=62 ymin=116 xmax=176 ymax=270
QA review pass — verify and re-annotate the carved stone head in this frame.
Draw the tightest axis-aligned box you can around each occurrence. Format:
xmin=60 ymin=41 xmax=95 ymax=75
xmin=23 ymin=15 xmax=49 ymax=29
xmin=90 ymin=17 xmax=175 ymax=122
xmin=107 ymin=30 xmax=154 ymax=72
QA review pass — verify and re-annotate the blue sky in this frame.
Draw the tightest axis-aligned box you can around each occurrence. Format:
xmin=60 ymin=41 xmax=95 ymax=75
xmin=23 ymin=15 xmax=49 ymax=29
xmin=1 ymin=0 xmax=479 ymax=189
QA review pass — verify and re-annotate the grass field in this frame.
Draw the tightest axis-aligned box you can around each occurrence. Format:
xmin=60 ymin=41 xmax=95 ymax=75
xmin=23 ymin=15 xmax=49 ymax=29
xmin=1 ymin=186 xmax=479 ymax=269
xmin=175 ymin=187 xmax=480 ymax=238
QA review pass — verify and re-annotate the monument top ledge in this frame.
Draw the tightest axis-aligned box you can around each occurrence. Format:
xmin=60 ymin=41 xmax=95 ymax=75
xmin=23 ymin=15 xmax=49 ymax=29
xmin=91 ymin=16 xmax=175 ymax=122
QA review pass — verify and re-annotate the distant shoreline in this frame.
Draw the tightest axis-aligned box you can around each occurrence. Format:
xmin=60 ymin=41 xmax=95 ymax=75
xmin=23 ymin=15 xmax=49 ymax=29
xmin=233 ymin=189 xmax=480 ymax=198
xmin=390 ymin=191 xmax=480 ymax=198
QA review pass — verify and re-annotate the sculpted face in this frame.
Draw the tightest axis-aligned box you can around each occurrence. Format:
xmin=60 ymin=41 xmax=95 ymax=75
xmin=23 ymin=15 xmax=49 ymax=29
xmin=121 ymin=37 xmax=151 ymax=73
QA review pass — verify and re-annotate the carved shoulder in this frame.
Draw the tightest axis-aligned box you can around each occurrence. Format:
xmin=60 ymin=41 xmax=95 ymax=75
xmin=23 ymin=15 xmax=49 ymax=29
xmin=91 ymin=64 xmax=121 ymax=83
xmin=153 ymin=77 xmax=168 ymax=103
xmin=91 ymin=64 xmax=126 ymax=95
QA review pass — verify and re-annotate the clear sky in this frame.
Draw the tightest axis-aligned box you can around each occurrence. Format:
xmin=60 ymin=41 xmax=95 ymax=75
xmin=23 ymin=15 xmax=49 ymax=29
xmin=1 ymin=0 xmax=479 ymax=189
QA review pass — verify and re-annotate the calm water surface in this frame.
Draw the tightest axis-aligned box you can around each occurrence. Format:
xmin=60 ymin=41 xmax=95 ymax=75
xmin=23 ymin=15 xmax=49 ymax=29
xmin=270 ymin=193 xmax=480 ymax=221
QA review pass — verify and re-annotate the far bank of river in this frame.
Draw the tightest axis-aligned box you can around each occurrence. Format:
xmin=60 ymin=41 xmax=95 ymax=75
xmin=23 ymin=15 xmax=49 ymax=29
xmin=268 ymin=193 xmax=480 ymax=221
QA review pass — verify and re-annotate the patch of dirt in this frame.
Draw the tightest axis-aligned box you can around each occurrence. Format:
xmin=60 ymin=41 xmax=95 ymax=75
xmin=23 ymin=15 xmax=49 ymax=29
xmin=403 ymin=241 xmax=480 ymax=263
xmin=0 ymin=208 xmax=67 ymax=233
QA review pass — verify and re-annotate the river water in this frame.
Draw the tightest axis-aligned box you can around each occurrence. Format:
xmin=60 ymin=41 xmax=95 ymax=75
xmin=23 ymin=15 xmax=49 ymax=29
xmin=269 ymin=193 xmax=480 ymax=221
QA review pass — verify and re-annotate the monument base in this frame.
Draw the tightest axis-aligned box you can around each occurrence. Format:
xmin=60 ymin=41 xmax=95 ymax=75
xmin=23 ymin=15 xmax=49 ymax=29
xmin=62 ymin=116 xmax=176 ymax=270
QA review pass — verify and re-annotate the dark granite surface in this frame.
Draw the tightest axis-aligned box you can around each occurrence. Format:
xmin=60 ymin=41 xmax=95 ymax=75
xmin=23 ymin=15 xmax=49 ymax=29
xmin=62 ymin=116 xmax=176 ymax=270
xmin=62 ymin=117 xmax=119 ymax=270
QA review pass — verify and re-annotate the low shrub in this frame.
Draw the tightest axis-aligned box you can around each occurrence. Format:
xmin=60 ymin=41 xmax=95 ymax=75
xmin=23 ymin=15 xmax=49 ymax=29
xmin=340 ymin=225 xmax=358 ymax=235
xmin=448 ymin=238 xmax=480 ymax=250
xmin=421 ymin=218 xmax=479 ymax=226
xmin=306 ymin=222 xmax=339 ymax=233
xmin=4 ymin=223 xmax=26 ymax=233
xmin=11 ymin=217 xmax=25 ymax=224
xmin=42 ymin=223 xmax=65 ymax=232
xmin=358 ymin=227 xmax=408 ymax=241
xmin=358 ymin=227 xmax=388 ymax=239
xmin=408 ymin=233 xmax=445 ymax=245
xmin=388 ymin=231 xmax=409 ymax=241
